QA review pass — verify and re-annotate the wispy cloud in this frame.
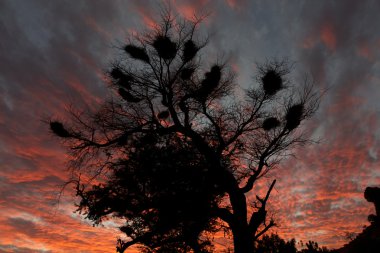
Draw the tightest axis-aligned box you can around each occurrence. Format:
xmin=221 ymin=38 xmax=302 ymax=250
xmin=1 ymin=0 xmax=380 ymax=251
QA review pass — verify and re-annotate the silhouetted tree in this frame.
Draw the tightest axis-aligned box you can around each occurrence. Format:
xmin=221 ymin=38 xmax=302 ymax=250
xmin=256 ymin=234 xmax=297 ymax=253
xmin=364 ymin=186 xmax=380 ymax=224
xmin=51 ymin=11 xmax=320 ymax=253
xmin=337 ymin=186 xmax=380 ymax=253
xmin=298 ymin=241 xmax=330 ymax=253
xmin=255 ymin=234 xmax=335 ymax=253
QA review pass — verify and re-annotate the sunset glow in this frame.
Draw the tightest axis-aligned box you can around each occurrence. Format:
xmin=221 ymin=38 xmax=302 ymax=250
xmin=1 ymin=0 xmax=380 ymax=252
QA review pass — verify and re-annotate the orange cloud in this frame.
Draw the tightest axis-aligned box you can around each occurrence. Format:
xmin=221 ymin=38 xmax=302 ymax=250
xmin=270 ymin=92 xmax=380 ymax=248
xmin=357 ymin=40 xmax=374 ymax=61
xmin=84 ymin=16 xmax=112 ymax=41
xmin=173 ymin=0 xmax=211 ymax=21
xmin=225 ymin=0 xmax=246 ymax=10
xmin=226 ymin=0 xmax=237 ymax=9
xmin=176 ymin=4 xmax=197 ymax=20
xmin=320 ymin=23 xmax=337 ymax=50
xmin=2 ymin=1 xmax=380 ymax=252
xmin=302 ymin=22 xmax=337 ymax=51
xmin=133 ymin=3 xmax=158 ymax=29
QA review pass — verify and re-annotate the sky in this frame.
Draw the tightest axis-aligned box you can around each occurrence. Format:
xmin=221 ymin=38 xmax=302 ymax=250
xmin=1 ymin=0 xmax=380 ymax=252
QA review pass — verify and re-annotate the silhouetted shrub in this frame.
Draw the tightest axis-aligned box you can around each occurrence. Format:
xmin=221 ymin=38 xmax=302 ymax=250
xmin=256 ymin=234 xmax=297 ymax=253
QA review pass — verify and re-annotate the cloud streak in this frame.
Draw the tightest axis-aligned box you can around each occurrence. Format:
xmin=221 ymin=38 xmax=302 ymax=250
xmin=1 ymin=0 xmax=380 ymax=251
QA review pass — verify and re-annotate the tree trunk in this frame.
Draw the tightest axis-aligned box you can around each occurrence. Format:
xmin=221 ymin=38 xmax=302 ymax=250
xmin=224 ymin=174 xmax=254 ymax=253
xmin=232 ymin=226 xmax=255 ymax=253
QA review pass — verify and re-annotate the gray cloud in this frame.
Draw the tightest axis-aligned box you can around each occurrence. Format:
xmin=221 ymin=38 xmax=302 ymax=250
xmin=1 ymin=0 xmax=380 ymax=251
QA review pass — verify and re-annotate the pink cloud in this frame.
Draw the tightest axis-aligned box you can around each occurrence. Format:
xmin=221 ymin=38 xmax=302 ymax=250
xmin=320 ymin=23 xmax=337 ymax=50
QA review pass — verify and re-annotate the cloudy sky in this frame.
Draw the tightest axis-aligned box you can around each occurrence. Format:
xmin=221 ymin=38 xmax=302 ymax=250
xmin=1 ymin=0 xmax=380 ymax=252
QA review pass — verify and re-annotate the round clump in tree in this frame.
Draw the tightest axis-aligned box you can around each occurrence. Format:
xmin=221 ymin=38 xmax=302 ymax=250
xmin=285 ymin=104 xmax=304 ymax=130
xmin=262 ymin=70 xmax=282 ymax=96
xmin=153 ymin=35 xmax=177 ymax=60
xmin=183 ymin=40 xmax=198 ymax=62
xmin=124 ymin=44 xmax=150 ymax=63
xmin=258 ymin=61 xmax=291 ymax=96
xmin=262 ymin=117 xmax=280 ymax=131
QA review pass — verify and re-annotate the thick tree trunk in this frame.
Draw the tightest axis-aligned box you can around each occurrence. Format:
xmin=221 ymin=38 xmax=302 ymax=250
xmin=232 ymin=226 xmax=255 ymax=253
xmin=223 ymin=172 xmax=254 ymax=253
xmin=183 ymin=128 xmax=256 ymax=252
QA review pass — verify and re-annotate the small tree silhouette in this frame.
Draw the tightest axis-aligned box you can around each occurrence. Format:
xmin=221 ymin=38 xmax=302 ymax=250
xmin=364 ymin=187 xmax=380 ymax=224
xmin=299 ymin=241 xmax=331 ymax=253
xmin=256 ymin=233 xmax=297 ymax=253
xmin=51 ymin=11 xmax=320 ymax=253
